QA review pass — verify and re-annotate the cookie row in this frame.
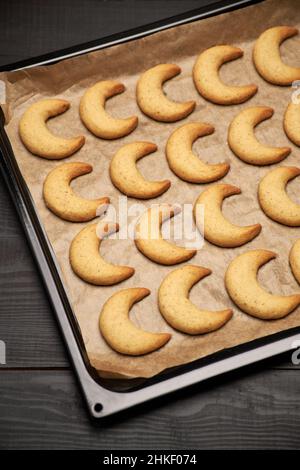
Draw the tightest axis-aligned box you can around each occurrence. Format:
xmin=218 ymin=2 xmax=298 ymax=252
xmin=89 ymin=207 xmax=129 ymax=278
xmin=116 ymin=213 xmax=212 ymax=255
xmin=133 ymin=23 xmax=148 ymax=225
xmin=99 ymin=244 xmax=300 ymax=356
xmin=110 ymin=106 xmax=298 ymax=196
xmin=20 ymin=101 xmax=300 ymax=204
xmin=18 ymin=25 xmax=300 ymax=160
xmin=65 ymin=170 xmax=300 ymax=288
xmin=68 ymin=206 xmax=196 ymax=288
xmin=43 ymin=163 xmax=300 ymax=274
xmin=40 ymin=93 xmax=300 ymax=221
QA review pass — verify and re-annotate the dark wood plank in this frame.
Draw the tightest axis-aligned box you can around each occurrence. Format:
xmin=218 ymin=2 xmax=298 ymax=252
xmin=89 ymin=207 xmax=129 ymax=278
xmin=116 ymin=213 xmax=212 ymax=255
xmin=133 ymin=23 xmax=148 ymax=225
xmin=1 ymin=367 xmax=300 ymax=449
xmin=0 ymin=173 xmax=69 ymax=367
xmin=0 ymin=0 xmax=206 ymax=66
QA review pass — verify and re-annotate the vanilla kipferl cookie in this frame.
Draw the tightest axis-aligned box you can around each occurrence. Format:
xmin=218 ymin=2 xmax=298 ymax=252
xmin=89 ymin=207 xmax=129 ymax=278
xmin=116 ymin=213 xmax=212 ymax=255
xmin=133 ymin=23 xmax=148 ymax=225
xmin=136 ymin=64 xmax=196 ymax=122
xmin=225 ymin=249 xmax=300 ymax=320
xmin=19 ymin=99 xmax=85 ymax=159
xmin=289 ymin=239 xmax=300 ymax=285
xmin=193 ymin=45 xmax=258 ymax=105
xmin=166 ymin=122 xmax=230 ymax=183
xmin=253 ymin=26 xmax=300 ymax=86
xmin=258 ymin=166 xmax=300 ymax=226
xmin=135 ymin=204 xmax=196 ymax=265
xmin=80 ymin=80 xmax=138 ymax=139
xmin=99 ymin=288 xmax=171 ymax=356
xmin=69 ymin=222 xmax=134 ymax=285
xmin=194 ymin=184 xmax=261 ymax=248
xmin=43 ymin=162 xmax=109 ymax=222
xmin=110 ymin=141 xmax=171 ymax=199
xmin=228 ymin=106 xmax=291 ymax=165
xmin=284 ymin=103 xmax=300 ymax=146
xmin=158 ymin=265 xmax=233 ymax=335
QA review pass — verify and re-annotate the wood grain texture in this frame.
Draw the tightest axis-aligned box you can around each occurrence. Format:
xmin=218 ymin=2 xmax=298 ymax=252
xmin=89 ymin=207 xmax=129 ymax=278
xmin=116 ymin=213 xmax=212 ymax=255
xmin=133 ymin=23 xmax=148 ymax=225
xmin=0 ymin=0 xmax=204 ymax=66
xmin=0 ymin=173 xmax=69 ymax=367
xmin=1 ymin=368 xmax=300 ymax=449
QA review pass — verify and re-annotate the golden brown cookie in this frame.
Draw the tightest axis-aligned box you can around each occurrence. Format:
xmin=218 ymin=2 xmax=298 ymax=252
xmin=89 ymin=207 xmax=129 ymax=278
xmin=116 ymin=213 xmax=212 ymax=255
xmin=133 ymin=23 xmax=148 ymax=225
xmin=69 ymin=222 xmax=134 ymax=285
xmin=228 ymin=106 xmax=291 ymax=165
xmin=80 ymin=80 xmax=138 ymax=139
xmin=194 ymin=184 xmax=261 ymax=248
xmin=289 ymin=239 xmax=300 ymax=284
xmin=193 ymin=45 xmax=258 ymax=105
xmin=253 ymin=26 xmax=300 ymax=85
xmin=19 ymin=99 xmax=85 ymax=159
xmin=99 ymin=287 xmax=171 ymax=356
xmin=225 ymin=249 xmax=300 ymax=319
xmin=43 ymin=162 xmax=109 ymax=222
xmin=258 ymin=166 xmax=300 ymax=226
xmin=136 ymin=64 xmax=196 ymax=122
xmin=284 ymin=103 xmax=300 ymax=147
xmin=158 ymin=265 xmax=233 ymax=334
xmin=166 ymin=122 xmax=230 ymax=183
xmin=135 ymin=204 xmax=196 ymax=265
xmin=110 ymin=141 xmax=171 ymax=199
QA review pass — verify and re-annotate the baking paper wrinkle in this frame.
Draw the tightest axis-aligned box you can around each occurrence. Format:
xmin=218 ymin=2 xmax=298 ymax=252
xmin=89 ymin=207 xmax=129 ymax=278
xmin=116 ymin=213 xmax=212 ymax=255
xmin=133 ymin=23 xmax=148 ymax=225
xmin=2 ymin=0 xmax=300 ymax=378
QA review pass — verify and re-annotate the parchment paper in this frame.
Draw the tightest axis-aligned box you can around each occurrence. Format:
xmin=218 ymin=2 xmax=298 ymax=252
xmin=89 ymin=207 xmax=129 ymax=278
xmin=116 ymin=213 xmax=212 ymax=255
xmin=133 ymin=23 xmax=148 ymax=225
xmin=2 ymin=0 xmax=300 ymax=379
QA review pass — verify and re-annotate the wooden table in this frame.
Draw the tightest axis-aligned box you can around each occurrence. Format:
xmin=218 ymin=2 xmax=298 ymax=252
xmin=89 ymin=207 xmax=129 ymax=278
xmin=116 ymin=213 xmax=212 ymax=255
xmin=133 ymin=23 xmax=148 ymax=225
xmin=0 ymin=0 xmax=300 ymax=450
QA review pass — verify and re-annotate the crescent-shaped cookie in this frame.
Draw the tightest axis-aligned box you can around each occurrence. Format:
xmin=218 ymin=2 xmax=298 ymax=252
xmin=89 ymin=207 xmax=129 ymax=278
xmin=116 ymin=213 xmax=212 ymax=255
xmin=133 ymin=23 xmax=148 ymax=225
xmin=194 ymin=184 xmax=261 ymax=248
xmin=69 ymin=222 xmax=134 ymax=285
xmin=135 ymin=204 xmax=196 ymax=265
xmin=43 ymin=162 xmax=109 ymax=222
xmin=110 ymin=141 xmax=171 ymax=199
xmin=228 ymin=106 xmax=291 ymax=165
xmin=253 ymin=26 xmax=300 ymax=86
xmin=225 ymin=249 xmax=300 ymax=319
xmin=136 ymin=64 xmax=196 ymax=122
xmin=99 ymin=287 xmax=171 ymax=356
xmin=289 ymin=239 xmax=300 ymax=284
xmin=166 ymin=122 xmax=230 ymax=183
xmin=258 ymin=166 xmax=300 ymax=226
xmin=79 ymin=80 xmax=138 ymax=139
xmin=193 ymin=45 xmax=258 ymax=105
xmin=158 ymin=265 xmax=233 ymax=334
xmin=19 ymin=99 xmax=85 ymax=159
xmin=284 ymin=103 xmax=300 ymax=146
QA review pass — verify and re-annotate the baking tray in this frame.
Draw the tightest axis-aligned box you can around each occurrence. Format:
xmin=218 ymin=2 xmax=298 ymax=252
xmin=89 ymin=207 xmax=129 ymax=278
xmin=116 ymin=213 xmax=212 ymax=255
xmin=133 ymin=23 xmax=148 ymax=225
xmin=1 ymin=0 xmax=300 ymax=419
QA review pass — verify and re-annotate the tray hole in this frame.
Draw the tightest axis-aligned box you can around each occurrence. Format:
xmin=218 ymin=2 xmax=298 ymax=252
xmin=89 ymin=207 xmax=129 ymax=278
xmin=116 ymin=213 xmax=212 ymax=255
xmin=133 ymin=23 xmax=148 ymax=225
xmin=94 ymin=403 xmax=103 ymax=414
